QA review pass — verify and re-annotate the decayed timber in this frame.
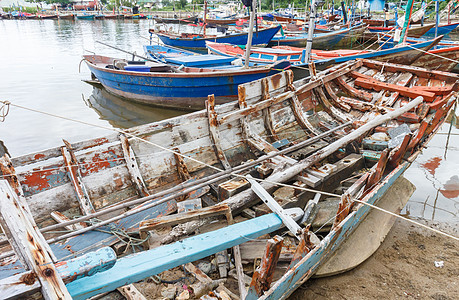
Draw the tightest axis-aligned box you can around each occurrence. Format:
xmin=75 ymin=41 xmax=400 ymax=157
xmin=0 ymin=180 xmax=71 ymax=299
xmin=0 ymin=59 xmax=458 ymax=300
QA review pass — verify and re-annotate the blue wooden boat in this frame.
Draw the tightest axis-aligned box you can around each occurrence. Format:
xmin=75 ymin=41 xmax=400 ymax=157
xmin=268 ymin=27 xmax=351 ymax=49
xmin=423 ymin=21 xmax=459 ymax=36
xmin=83 ymin=54 xmax=289 ymax=110
xmin=0 ymin=58 xmax=456 ymax=299
xmin=143 ymin=44 xmax=240 ymax=69
xmin=152 ymin=25 xmax=282 ymax=52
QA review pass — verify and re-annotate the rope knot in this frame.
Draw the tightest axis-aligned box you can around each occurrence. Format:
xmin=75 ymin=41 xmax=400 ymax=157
xmin=0 ymin=101 xmax=11 ymax=122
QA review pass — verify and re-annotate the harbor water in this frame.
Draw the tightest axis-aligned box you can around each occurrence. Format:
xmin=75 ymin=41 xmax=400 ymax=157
xmin=0 ymin=19 xmax=457 ymax=226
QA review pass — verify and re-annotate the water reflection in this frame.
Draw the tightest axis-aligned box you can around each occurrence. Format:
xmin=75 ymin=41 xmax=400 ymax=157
xmin=403 ymin=122 xmax=459 ymax=223
xmin=86 ymin=87 xmax=184 ymax=128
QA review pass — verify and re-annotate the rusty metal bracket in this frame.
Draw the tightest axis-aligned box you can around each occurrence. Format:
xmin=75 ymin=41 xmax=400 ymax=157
xmin=119 ymin=133 xmax=150 ymax=197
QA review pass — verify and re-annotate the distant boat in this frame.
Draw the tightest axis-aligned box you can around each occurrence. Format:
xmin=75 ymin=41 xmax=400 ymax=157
xmin=104 ymin=14 xmax=124 ymax=19
xmin=58 ymin=13 xmax=75 ymax=20
xmin=365 ymin=24 xmax=435 ymax=39
xmin=37 ymin=13 xmax=58 ymax=20
xmin=268 ymin=27 xmax=351 ymax=49
xmin=83 ymin=54 xmax=289 ymax=110
xmin=207 ymin=36 xmax=442 ymax=72
xmin=76 ymin=14 xmax=95 ymax=20
xmin=153 ymin=25 xmax=281 ymax=52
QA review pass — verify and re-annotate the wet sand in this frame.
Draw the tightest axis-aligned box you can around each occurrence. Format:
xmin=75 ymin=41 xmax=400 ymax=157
xmin=290 ymin=219 xmax=459 ymax=299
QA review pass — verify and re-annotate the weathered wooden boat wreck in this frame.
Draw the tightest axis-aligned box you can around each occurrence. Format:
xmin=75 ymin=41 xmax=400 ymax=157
xmin=0 ymin=59 xmax=457 ymax=299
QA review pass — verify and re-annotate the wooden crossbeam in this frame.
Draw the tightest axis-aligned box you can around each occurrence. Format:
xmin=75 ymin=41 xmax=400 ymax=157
xmin=206 ymin=94 xmax=231 ymax=170
xmin=238 ymin=86 xmax=278 ymax=153
xmin=119 ymin=133 xmax=150 ymax=197
xmin=335 ymin=76 xmax=373 ymax=102
xmin=355 ymin=77 xmax=436 ymax=101
xmin=61 ymin=139 xmax=95 ymax=215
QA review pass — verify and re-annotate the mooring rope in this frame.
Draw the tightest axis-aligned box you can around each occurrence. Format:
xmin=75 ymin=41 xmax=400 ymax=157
xmin=405 ymin=43 xmax=459 ymax=65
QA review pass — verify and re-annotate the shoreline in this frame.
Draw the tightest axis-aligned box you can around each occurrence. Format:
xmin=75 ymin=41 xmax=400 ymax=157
xmin=290 ymin=218 xmax=459 ymax=299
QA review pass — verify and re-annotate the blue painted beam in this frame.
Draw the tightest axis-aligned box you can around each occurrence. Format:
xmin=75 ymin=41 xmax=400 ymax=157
xmin=66 ymin=213 xmax=285 ymax=299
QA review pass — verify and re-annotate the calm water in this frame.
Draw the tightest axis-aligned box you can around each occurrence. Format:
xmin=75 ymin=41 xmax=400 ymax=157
xmin=0 ymin=19 xmax=457 ymax=223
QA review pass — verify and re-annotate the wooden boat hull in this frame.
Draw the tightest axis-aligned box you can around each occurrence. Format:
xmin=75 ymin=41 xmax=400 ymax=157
xmin=268 ymin=28 xmax=350 ymax=49
xmin=411 ymin=45 xmax=459 ymax=71
xmin=76 ymin=15 xmax=95 ymax=20
xmin=84 ymin=54 xmax=288 ymax=110
xmin=58 ymin=14 xmax=74 ymax=20
xmin=0 ymin=58 xmax=457 ymax=299
xmin=202 ymin=16 xmax=249 ymax=25
xmin=332 ymin=24 xmax=368 ymax=48
xmin=155 ymin=26 xmax=281 ymax=52
xmin=368 ymin=24 xmax=435 ymax=37
xmin=153 ymin=16 xmax=197 ymax=24
xmin=424 ymin=22 xmax=459 ymax=36
xmin=290 ymin=36 xmax=441 ymax=78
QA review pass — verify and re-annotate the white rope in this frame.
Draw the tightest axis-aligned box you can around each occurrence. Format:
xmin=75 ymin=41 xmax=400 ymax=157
xmin=405 ymin=43 xmax=459 ymax=65
xmin=353 ymin=199 xmax=459 ymax=242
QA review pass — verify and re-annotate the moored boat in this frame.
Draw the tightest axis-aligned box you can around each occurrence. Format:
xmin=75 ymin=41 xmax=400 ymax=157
xmin=0 ymin=58 xmax=457 ymax=299
xmin=83 ymin=54 xmax=289 ymax=110
xmin=76 ymin=13 xmax=95 ymax=20
xmin=268 ymin=27 xmax=351 ymax=49
xmin=152 ymin=25 xmax=281 ymax=52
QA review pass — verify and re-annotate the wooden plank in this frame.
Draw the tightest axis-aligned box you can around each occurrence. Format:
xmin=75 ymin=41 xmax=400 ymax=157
xmin=65 ymin=213 xmax=287 ymax=300
xmin=206 ymin=94 xmax=231 ymax=170
xmin=50 ymin=211 xmax=85 ymax=231
xmin=246 ymin=236 xmax=283 ymax=300
xmin=0 ymin=271 xmax=41 ymax=300
xmin=139 ymin=203 xmax=230 ymax=232
xmin=0 ymin=180 xmax=72 ymax=300
xmin=0 ymin=247 xmax=117 ymax=299
xmin=61 ymin=140 xmax=96 ymax=215
xmin=119 ymin=134 xmax=150 ymax=197
xmin=117 ymin=284 xmax=147 ymax=300
xmin=354 ymin=77 xmax=436 ymax=101
xmin=237 ymin=86 xmax=278 ymax=153
xmin=362 ymin=59 xmax=459 ymax=82
xmin=288 ymin=227 xmax=317 ymax=269
xmin=219 ymin=60 xmax=362 ymax=126
xmin=335 ymin=76 xmax=373 ymax=102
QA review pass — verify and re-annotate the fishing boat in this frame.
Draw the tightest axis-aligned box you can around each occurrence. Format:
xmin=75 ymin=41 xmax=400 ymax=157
xmin=423 ymin=21 xmax=459 ymax=36
xmin=58 ymin=13 xmax=75 ymax=20
xmin=76 ymin=13 xmax=95 ymax=20
xmin=37 ymin=13 xmax=58 ymax=20
xmin=206 ymin=41 xmax=304 ymax=65
xmin=267 ymin=27 xmax=351 ymax=49
xmin=201 ymin=15 xmax=250 ymax=26
xmin=411 ymin=45 xmax=459 ymax=72
xmin=152 ymin=25 xmax=281 ymax=52
xmin=364 ymin=23 xmax=435 ymax=40
xmin=0 ymin=58 xmax=456 ymax=299
xmin=152 ymin=15 xmax=197 ymax=24
xmin=82 ymin=54 xmax=289 ymax=110
xmin=208 ymin=36 xmax=442 ymax=74
xmin=144 ymin=44 xmax=239 ymax=68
